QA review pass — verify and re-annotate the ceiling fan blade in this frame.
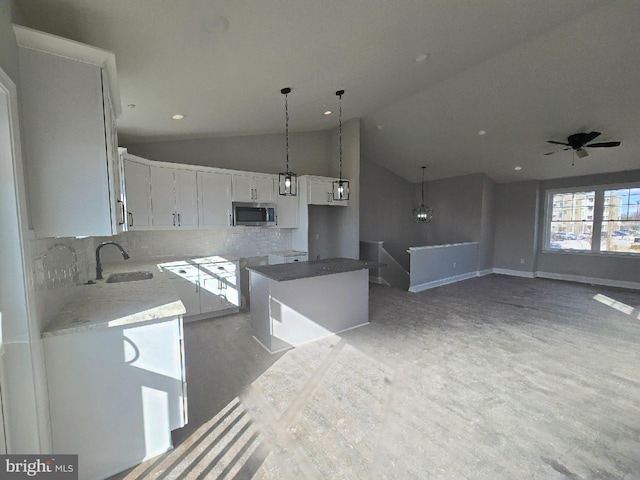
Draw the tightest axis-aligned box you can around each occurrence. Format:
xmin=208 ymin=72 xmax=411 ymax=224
xmin=583 ymin=131 xmax=601 ymax=144
xmin=547 ymin=140 xmax=570 ymax=146
xmin=543 ymin=147 xmax=571 ymax=156
xmin=586 ymin=141 xmax=621 ymax=148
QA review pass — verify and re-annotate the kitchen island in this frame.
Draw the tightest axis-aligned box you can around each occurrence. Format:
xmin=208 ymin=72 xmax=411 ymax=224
xmin=248 ymin=258 xmax=379 ymax=353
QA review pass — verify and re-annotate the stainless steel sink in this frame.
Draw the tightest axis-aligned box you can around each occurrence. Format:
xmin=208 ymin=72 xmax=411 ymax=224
xmin=105 ymin=271 xmax=153 ymax=283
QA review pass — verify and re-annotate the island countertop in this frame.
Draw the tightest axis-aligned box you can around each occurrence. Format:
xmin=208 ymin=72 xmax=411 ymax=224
xmin=41 ymin=260 xmax=186 ymax=338
xmin=247 ymin=257 xmax=381 ymax=282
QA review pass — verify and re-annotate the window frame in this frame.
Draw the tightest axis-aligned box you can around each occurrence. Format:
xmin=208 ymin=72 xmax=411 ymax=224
xmin=543 ymin=182 xmax=640 ymax=256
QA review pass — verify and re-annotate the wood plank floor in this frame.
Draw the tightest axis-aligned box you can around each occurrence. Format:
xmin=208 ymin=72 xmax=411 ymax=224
xmin=112 ymin=275 xmax=640 ymax=480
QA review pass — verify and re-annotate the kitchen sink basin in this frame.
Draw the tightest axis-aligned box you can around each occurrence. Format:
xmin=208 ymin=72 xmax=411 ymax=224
xmin=105 ymin=271 xmax=154 ymax=283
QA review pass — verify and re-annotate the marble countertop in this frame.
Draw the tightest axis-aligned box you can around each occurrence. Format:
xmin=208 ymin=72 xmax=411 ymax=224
xmin=42 ymin=260 xmax=186 ymax=338
xmin=269 ymin=250 xmax=308 ymax=257
xmin=247 ymin=257 xmax=381 ymax=282
xmin=408 ymin=242 xmax=479 ymax=252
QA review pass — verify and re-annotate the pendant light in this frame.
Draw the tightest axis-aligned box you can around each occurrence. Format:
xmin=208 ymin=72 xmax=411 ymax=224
xmin=279 ymin=87 xmax=297 ymax=196
xmin=413 ymin=166 xmax=433 ymax=222
xmin=332 ymin=89 xmax=349 ymax=201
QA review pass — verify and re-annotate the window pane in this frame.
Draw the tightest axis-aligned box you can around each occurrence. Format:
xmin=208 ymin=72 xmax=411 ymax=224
xmin=548 ymin=191 xmax=594 ymax=251
xmin=601 ymin=188 xmax=640 ymax=253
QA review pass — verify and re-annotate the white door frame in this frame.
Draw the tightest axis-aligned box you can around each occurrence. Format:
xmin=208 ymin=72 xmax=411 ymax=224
xmin=0 ymin=63 xmax=49 ymax=453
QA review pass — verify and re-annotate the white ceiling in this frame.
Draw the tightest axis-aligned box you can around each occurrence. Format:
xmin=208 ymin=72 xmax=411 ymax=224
xmin=14 ymin=0 xmax=640 ymax=183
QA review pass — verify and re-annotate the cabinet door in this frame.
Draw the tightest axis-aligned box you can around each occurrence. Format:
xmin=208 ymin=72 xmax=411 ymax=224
xmin=123 ymin=159 xmax=152 ymax=229
xmin=198 ymin=171 xmax=232 ymax=228
xmin=18 ymin=46 xmax=114 ymax=237
xmin=174 ymin=169 xmax=198 ymax=229
xmin=232 ymin=173 xmax=254 ymax=202
xmin=308 ymin=178 xmax=333 ymax=205
xmin=254 ymin=175 xmax=276 ymax=203
xmin=150 ymin=166 xmax=177 ymax=227
xmin=276 ymin=193 xmax=299 ymax=228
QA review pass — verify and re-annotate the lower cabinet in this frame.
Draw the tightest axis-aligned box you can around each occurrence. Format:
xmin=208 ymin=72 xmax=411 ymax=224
xmin=44 ymin=317 xmax=187 ymax=480
xmin=160 ymin=256 xmax=240 ymax=321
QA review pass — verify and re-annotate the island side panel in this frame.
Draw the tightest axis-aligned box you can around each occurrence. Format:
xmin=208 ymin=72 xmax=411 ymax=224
xmin=268 ymin=269 xmax=369 ymax=351
xmin=249 ymin=270 xmax=273 ymax=351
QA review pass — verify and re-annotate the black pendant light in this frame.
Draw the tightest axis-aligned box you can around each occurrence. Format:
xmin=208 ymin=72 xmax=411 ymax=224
xmin=332 ymin=89 xmax=349 ymax=201
xmin=413 ymin=166 xmax=433 ymax=222
xmin=279 ymin=87 xmax=297 ymax=196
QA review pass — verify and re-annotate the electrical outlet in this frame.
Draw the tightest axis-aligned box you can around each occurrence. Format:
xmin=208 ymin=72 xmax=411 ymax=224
xmin=453 ymin=261 xmax=457 ymax=268
xmin=520 ymin=258 xmax=525 ymax=264
xmin=315 ymin=233 xmax=320 ymax=240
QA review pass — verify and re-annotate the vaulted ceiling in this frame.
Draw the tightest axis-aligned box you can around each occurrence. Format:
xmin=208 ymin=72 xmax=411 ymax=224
xmin=15 ymin=0 xmax=640 ymax=182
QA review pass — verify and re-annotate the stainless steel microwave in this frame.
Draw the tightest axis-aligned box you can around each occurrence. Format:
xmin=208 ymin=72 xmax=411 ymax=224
xmin=232 ymin=202 xmax=276 ymax=226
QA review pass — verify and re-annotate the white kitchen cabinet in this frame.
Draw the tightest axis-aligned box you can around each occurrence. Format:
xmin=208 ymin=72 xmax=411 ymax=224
xmin=306 ymin=176 xmax=349 ymax=206
xmin=160 ymin=257 xmax=240 ymax=321
xmin=150 ymin=166 xmax=198 ymax=229
xmin=122 ymin=153 xmax=153 ymax=230
xmin=275 ymin=183 xmax=300 ymax=228
xmin=44 ymin=317 xmax=186 ymax=480
xmin=15 ymin=25 xmax=124 ymax=238
xmin=232 ymin=172 xmax=276 ymax=203
xmin=198 ymin=170 xmax=233 ymax=228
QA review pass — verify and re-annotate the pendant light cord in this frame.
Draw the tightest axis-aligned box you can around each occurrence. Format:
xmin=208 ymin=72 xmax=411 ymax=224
xmin=421 ymin=166 xmax=426 ymax=204
xmin=337 ymin=90 xmax=344 ymax=181
xmin=285 ymin=90 xmax=290 ymax=172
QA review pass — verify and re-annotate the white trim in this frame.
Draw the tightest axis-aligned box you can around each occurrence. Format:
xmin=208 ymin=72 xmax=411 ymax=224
xmin=493 ymin=268 xmax=536 ymax=278
xmin=0 ymin=64 xmax=52 ymax=452
xmin=535 ymin=271 xmax=640 ymax=291
xmin=409 ymin=271 xmax=477 ymax=293
xmin=408 ymin=242 xmax=478 ymax=252
xmin=369 ymin=276 xmax=390 ymax=286
xmin=477 ymin=268 xmax=493 ymax=277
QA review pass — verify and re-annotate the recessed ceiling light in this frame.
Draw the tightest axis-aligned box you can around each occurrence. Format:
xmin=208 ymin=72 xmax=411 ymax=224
xmin=172 ymin=114 xmax=186 ymax=120
xmin=478 ymin=130 xmax=486 ymax=136
xmin=415 ymin=54 xmax=430 ymax=63
xmin=203 ymin=16 xmax=229 ymax=33
xmin=127 ymin=104 xmax=136 ymax=109
xmin=376 ymin=125 xmax=383 ymax=130
xmin=514 ymin=166 xmax=522 ymax=171
xmin=324 ymin=110 xmax=332 ymax=116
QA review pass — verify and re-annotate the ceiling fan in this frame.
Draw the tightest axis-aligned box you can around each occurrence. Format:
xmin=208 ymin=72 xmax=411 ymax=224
xmin=544 ymin=131 xmax=621 ymax=159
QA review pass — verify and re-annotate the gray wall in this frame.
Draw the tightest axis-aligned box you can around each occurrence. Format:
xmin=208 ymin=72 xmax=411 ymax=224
xmin=127 ymin=130 xmax=333 ymax=177
xmin=536 ymin=169 xmax=640 ymax=284
xmin=359 ymin=158 xmax=416 ymax=269
xmin=493 ymin=180 xmax=539 ymax=273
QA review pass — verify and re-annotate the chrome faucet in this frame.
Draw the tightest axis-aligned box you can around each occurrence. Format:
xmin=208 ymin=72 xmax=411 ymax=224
xmin=95 ymin=241 xmax=130 ymax=280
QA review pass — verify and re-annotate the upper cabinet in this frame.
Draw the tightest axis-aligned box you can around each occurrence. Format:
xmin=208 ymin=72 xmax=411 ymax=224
xmin=150 ymin=166 xmax=198 ymax=229
xmin=232 ymin=172 xmax=276 ymax=203
xmin=121 ymin=151 xmax=153 ymax=230
xmin=198 ymin=171 xmax=233 ymax=228
xmin=15 ymin=25 xmax=124 ymax=238
xmin=305 ymin=176 xmax=349 ymax=206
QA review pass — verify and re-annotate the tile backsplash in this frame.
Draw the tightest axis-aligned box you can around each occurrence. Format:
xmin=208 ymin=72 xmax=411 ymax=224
xmin=94 ymin=227 xmax=292 ymax=263
xmin=30 ymin=235 xmax=94 ymax=330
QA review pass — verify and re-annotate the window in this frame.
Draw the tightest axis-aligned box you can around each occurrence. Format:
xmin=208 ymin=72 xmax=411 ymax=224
xmin=601 ymin=187 xmax=640 ymax=253
xmin=545 ymin=184 xmax=640 ymax=255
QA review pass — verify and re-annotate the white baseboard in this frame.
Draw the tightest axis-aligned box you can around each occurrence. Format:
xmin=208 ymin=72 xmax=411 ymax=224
xmin=409 ymin=271 xmax=477 ymax=293
xmin=477 ymin=268 xmax=493 ymax=277
xmin=493 ymin=268 xmax=536 ymax=278
xmin=535 ymin=271 xmax=640 ymax=291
